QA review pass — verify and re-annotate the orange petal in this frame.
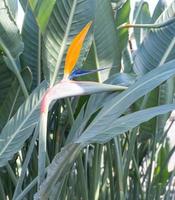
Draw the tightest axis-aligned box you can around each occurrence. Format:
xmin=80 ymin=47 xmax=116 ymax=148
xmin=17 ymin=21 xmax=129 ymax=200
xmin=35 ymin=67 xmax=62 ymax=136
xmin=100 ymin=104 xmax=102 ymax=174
xmin=64 ymin=21 xmax=92 ymax=78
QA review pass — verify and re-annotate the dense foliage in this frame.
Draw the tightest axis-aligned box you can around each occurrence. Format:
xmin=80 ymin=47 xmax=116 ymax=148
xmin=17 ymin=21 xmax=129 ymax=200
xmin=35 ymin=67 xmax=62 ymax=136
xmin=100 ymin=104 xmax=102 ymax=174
xmin=0 ymin=0 xmax=175 ymax=199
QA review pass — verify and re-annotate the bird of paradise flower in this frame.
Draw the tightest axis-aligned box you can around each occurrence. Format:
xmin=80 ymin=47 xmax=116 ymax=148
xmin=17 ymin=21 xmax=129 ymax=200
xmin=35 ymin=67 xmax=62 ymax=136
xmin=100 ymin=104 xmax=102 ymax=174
xmin=38 ymin=22 xmax=127 ymax=186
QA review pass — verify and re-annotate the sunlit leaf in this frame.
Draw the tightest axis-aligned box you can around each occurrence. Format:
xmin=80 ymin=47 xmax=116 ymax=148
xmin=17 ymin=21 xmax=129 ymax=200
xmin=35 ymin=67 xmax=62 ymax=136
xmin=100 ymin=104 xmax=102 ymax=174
xmin=29 ymin=0 xmax=56 ymax=32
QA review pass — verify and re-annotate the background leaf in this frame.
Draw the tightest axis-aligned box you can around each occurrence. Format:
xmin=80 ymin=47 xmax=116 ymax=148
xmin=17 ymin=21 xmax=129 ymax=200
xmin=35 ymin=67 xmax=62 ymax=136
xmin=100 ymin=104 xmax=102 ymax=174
xmin=29 ymin=0 xmax=56 ymax=32
xmin=42 ymin=0 xmax=94 ymax=84
xmin=0 ymin=81 xmax=48 ymax=167
xmin=0 ymin=67 xmax=32 ymax=131
xmin=21 ymin=5 xmax=40 ymax=89
xmin=93 ymin=0 xmax=121 ymax=81
xmin=133 ymin=1 xmax=175 ymax=74
xmin=77 ymin=60 xmax=175 ymax=143
xmin=79 ymin=104 xmax=175 ymax=143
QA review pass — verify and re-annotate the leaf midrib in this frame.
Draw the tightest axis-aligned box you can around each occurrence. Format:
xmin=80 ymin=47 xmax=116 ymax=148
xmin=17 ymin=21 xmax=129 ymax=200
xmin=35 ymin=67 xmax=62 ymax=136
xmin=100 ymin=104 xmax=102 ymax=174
xmin=0 ymin=87 xmax=45 ymax=160
xmin=50 ymin=0 xmax=78 ymax=86
xmin=85 ymin=63 xmax=175 ymax=132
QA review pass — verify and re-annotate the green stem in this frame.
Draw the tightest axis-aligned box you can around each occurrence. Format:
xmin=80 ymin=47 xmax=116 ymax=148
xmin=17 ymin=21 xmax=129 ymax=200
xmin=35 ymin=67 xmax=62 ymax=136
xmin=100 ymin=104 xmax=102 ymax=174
xmin=132 ymin=156 xmax=144 ymax=200
xmin=145 ymin=134 xmax=156 ymax=200
xmin=0 ymin=178 xmax=6 ymax=200
xmin=107 ymin=143 xmax=114 ymax=200
xmin=113 ymin=138 xmax=125 ymax=200
xmin=0 ymin=39 xmax=29 ymax=98
xmin=65 ymin=98 xmax=74 ymax=125
xmin=15 ymin=177 xmax=37 ymax=200
xmin=118 ymin=17 xmax=175 ymax=30
xmin=6 ymin=163 xmax=17 ymax=186
xmin=37 ymin=30 xmax=41 ymax=85
xmin=123 ymin=129 xmax=137 ymax=191
xmin=77 ymin=155 xmax=89 ymax=200
xmin=13 ymin=127 xmax=39 ymax=199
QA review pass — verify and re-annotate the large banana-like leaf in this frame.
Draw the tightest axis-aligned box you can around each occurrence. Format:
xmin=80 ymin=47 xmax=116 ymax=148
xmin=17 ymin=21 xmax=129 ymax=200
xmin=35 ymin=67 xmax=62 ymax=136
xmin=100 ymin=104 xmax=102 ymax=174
xmin=21 ymin=5 xmax=40 ymax=89
xmin=29 ymin=0 xmax=56 ymax=32
xmin=0 ymin=81 xmax=48 ymax=167
xmin=133 ymin=1 xmax=175 ymax=73
xmin=77 ymin=59 xmax=175 ymax=143
xmin=133 ymin=1 xmax=151 ymax=47
xmin=79 ymin=104 xmax=175 ymax=143
xmin=133 ymin=2 xmax=175 ymax=138
xmin=93 ymin=0 xmax=120 ymax=81
xmin=66 ymin=73 xmax=135 ymax=143
xmin=42 ymin=0 xmax=94 ymax=85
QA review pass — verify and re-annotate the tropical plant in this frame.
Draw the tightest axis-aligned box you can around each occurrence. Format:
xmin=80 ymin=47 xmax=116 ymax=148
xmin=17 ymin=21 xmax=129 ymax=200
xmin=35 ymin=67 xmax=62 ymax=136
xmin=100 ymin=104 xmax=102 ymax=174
xmin=0 ymin=0 xmax=175 ymax=199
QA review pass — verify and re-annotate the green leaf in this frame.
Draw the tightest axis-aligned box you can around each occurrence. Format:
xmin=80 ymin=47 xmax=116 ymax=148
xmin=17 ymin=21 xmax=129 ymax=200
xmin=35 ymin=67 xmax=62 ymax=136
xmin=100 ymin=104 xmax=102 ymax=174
xmin=116 ymin=0 xmax=130 ymax=53
xmin=152 ymin=0 xmax=167 ymax=22
xmin=76 ymin=59 xmax=175 ymax=143
xmin=93 ymin=0 xmax=120 ymax=81
xmin=0 ymin=0 xmax=29 ymax=98
xmin=43 ymin=0 xmax=94 ymax=85
xmin=66 ymin=73 xmax=135 ymax=143
xmin=134 ymin=1 xmax=175 ymax=74
xmin=0 ymin=57 xmax=14 ymax=105
xmin=19 ymin=0 xmax=27 ymax=10
xmin=79 ymin=103 xmax=175 ymax=143
xmin=6 ymin=0 xmax=18 ymax=20
xmin=0 ymin=0 xmax=23 ymax=59
xmin=0 ymin=81 xmax=48 ymax=167
xmin=0 ymin=67 xmax=32 ymax=131
xmin=133 ymin=1 xmax=151 ymax=46
xmin=29 ymin=0 xmax=56 ymax=33
xmin=81 ymin=45 xmax=98 ymax=81
xmin=133 ymin=2 xmax=175 ymax=139
xmin=21 ymin=5 xmax=40 ymax=89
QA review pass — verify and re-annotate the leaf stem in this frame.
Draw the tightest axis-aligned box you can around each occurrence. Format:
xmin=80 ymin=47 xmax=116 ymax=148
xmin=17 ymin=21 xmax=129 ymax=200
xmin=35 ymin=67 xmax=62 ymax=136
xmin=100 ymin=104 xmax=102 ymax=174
xmin=37 ymin=30 xmax=41 ymax=86
xmin=13 ymin=127 xmax=39 ymax=199
xmin=6 ymin=163 xmax=17 ymax=186
xmin=118 ymin=17 xmax=175 ymax=30
xmin=15 ymin=177 xmax=37 ymax=200
xmin=113 ymin=138 xmax=125 ymax=200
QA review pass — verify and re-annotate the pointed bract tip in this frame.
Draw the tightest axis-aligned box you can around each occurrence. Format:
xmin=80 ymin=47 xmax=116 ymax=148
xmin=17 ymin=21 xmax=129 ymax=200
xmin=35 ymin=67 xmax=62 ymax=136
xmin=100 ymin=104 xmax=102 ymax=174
xmin=64 ymin=21 xmax=93 ymax=78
